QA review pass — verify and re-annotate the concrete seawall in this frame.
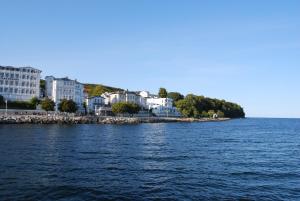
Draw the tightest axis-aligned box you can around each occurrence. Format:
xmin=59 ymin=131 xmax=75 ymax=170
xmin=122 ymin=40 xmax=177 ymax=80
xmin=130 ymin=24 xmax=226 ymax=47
xmin=0 ymin=115 xmax=230 ymax=124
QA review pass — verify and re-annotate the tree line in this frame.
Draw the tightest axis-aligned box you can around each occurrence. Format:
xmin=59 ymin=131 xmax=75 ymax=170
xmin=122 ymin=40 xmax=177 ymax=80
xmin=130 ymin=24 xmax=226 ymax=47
xmin=42 ymin=98 xmax=78 ymax=113
xmin=0 ymin=95 xmax=78 ymax=113
xmin=158 ymin=87 xmax=245 ymax=118
xmin=111 ymin=102 xmax=141 ymax=116
xmin=0 ymin=95 xmax=39 ymax=110
xmin=1 ymin=87 xmax=245 ymax=118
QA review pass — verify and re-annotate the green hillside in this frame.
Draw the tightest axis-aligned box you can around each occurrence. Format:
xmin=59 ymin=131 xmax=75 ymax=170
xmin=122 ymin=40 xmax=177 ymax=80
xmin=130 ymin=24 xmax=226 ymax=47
xmin=84 ymin=84 xmax=123 ymax=97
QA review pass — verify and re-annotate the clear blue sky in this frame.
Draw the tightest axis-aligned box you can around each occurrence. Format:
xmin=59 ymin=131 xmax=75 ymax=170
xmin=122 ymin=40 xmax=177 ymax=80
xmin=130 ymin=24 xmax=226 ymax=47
xmin=0 ymin=0 xmax=299 ymax=118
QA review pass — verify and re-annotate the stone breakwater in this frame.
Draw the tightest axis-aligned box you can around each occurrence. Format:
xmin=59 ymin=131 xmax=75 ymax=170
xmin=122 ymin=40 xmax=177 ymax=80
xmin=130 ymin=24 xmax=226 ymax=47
xmin=0 ymin=115 xmax=230 ymax=124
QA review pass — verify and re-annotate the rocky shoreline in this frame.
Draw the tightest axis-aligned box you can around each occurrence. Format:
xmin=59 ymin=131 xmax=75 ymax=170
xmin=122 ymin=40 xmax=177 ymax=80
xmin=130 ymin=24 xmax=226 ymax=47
xmin=0 ymin=114 xmax=230 ymax=124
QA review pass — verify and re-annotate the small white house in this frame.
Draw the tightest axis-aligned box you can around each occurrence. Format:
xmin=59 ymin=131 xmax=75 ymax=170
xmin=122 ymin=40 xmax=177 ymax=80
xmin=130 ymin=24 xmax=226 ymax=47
xmin=139 ymin=92 xmax=181 ymax=117
xmin=139 ymin=91 xmax=150 ymax=98
xmin=102 ymin=91 xmax=145 ymax=107
xmin=151 ymin=105 xmax=181 ymax=117
xmin=146 ymin=98 xmax=181 ymax=117
xmin=85 ymin=96 xmax=105 ymax=114
xmin=101 ymin=90 xmax=181 ymax=117
xmin=146 ymin=97 xmax=173 ymax=108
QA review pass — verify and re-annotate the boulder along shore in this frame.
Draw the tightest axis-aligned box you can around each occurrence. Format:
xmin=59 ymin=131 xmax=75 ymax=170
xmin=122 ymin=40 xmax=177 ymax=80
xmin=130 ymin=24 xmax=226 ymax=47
xmin=0 ymin=115 xmax=230 ymax=124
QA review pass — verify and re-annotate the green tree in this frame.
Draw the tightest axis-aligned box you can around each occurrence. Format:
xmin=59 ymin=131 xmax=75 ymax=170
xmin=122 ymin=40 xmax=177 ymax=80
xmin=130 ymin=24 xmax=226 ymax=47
xmin=83 ymin=102 xmax=87 ymax=115
xmin=217 ymin=110 xmax=225 ymax=118
xmin=112 ymin=102 xmax=128 ymax=115
xmin=207 ymin=110 xmax=215 ymax=118
xmin=175 ymin=94 xmax=245 ymax=119
xmin=0 ymin=95 xmax=4 ymax=107
xmin=158 ymin=88 xmax=168 ymax=98
xmin=41 ymin=98 xmax=55 ymax=111
xmin=128 ymin=103 xmax=141 ymax=114
xmin=40 ymin=79 xmax=46 ymax=90
xmin=201 ymin=111 xmax=209 ymax=118
xmin=175 ymin=95 xmax=199 ymax=118
xmin=6 ymin=100 xmax=35 ymax=109
xmin=112 ymin=102 xmax=141 ymax=116
xmin=30 ymin=97 xmax=40 ymax=108
xmin=167 ymin=92 xmax=184 ymax=102
xmin=58 ymin=99 xmax=78 ymax=113
xmin=91 ymin=85 xmax=105 ymax=96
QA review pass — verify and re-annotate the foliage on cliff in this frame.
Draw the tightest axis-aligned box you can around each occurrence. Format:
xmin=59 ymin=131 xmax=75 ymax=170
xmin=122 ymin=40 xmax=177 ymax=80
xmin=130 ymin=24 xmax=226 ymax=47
xmin=167 ymin=92 xmax=184 ymax=102
xmin=84 ymin=84 xmax=123 ymax=97
xmin=175 ymin=94 xmax=245 ymax=118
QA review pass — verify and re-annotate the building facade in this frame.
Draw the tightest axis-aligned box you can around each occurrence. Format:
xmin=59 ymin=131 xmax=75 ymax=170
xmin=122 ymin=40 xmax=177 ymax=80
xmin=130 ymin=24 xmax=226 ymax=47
xmin=139 ymin=91 xmax=181 ymax=117
xmin=102 ymin=91 xmax=144 ymax=107
xmin=45 ymin=76 xmax=84 ymax=111
xmin=0 ymin=66 xmax=41 ymax=101
xmin=150 ymin=105 xmax=181 ymax=117
xmin=85 ymin=96 xmax=105 ymax=113
xmin=146 ymin=97 xmax=173 ymax=108
xmin=146 ymin=97 xmax=180 ymax=117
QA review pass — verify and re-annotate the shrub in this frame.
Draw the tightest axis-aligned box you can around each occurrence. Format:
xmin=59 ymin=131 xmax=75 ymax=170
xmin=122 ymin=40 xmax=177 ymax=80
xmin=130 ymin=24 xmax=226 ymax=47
xmin=41 ymin=98 xmax=55 ymax=111
xmin=112 ymin=102 xmax=141 ymax=115
xmin=58 ymin=99 xmax=78 ymax=113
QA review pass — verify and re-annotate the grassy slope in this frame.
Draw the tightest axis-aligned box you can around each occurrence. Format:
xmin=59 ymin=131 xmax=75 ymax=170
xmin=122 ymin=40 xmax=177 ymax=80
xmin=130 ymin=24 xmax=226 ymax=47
xmin=84 ymin=83 xmax=123 ymax=97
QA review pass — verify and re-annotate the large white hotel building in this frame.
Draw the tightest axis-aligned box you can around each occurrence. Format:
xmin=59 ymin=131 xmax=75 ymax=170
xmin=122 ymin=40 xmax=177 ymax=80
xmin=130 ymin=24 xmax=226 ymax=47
xmin=45 ymin=76 xmax=85 ymax=110
xmin=0 ymin=66 xmax=41 ymax=101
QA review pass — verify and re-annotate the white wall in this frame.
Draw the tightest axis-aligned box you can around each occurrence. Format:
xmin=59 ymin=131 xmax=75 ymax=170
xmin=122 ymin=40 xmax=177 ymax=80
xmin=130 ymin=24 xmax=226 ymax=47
xmin=146 ymin=97 xmax=173 ymax=108
xmin=46 ymin=77 xmax=84 ymax=110
xmin=85 ymin=96 xmax=105 ymax=113
xmin=0 ymin=66 xmax=41 ymax=101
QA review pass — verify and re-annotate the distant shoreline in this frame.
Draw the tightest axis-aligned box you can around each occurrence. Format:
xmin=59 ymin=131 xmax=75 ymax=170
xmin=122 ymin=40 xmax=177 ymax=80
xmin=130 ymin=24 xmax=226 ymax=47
xmin=0 ymin=115 xmax=230 ymax=124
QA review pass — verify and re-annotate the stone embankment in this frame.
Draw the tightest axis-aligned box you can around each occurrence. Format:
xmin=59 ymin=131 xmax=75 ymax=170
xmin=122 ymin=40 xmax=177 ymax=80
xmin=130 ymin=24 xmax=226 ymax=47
xmin=0 ymin=114 xmax=230 ymax=124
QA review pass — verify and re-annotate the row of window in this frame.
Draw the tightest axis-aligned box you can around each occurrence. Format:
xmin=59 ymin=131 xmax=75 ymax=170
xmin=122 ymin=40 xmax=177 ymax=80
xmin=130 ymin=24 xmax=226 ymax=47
xmin=0 ymin=73 xmax=37 ymax=80
xmin=113 ymin=95 xmax=138 ymax=100
xmin=57 ymin=89 xmax=74 ymax=93
xmin=0 ymin=68 xmax=38 ymax=73
xmin=0 ymin=88 xmax=36 ymax=94
xmin=0 ymin=80 xmax=37 ymax=87
xmin=153 ymin=108 xmax=177 ymax=112
xmin=63 ymin=81 xmax=74 ymax=86
xmin=60 ymin=95 xmax=74 ymax=100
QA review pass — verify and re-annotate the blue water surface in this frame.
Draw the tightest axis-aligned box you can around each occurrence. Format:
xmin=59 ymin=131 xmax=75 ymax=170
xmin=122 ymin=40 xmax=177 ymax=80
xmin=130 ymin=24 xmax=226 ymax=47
xmin=0 ymin=118 xmax=300 ymax=200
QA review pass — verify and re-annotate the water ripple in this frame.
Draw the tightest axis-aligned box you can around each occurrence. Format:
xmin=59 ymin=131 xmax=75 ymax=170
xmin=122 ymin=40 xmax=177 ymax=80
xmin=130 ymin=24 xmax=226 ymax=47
xmin=0 ymin=118 xmax=300 ymax=200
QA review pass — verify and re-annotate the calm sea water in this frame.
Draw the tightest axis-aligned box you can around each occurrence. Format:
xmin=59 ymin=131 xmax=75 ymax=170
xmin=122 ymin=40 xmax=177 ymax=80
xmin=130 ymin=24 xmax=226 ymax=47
xmin=0 ymin=118 xmax=300 ymax=200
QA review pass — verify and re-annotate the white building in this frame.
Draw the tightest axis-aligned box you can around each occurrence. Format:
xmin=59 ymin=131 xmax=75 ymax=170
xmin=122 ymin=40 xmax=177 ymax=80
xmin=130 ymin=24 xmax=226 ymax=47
xmin=151 ymin=105 xmax=181 ymax=117
xmin=146 ymin=97 xmax=180 ymax=117
xmin=146 ymin=97 xmax=173 ymax=108
xmin=102 ymin=91 xmax=145 ymax=107
xmin=139 ymin=91 xmax=150 ymax=99
xmin=45 ymin=76 xmax=84 ymax=111
xmin=139 ymin=90 xmax=181 ymax=117
xmin=0 ymin=66 xmax=41 ymax=101
xmin=85 ymin=96 xmax=105 ymax=113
